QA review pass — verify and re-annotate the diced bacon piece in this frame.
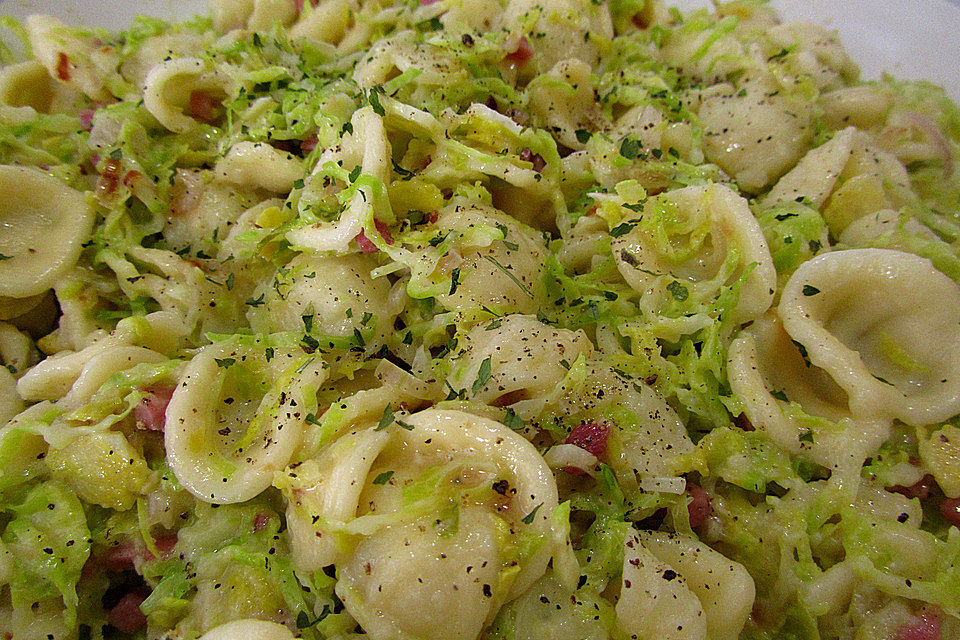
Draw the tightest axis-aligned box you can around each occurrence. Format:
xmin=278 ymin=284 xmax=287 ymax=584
xmin=374 ymin=218 xmax=394 ymax=244
xmin=153 ymin=533 xmax=178 ymax=559
xmin=564 ymin=421 xmax=610 ymax=458
xmin=253 ymin=513 xmax=271 ymax=532
xmin=505 ymin=37 xmax=533 ymax=67
xmin=896 ymin=607 xmax=942 ymax=640
xmin=104 ymin=533 xmax=177 ymax=572
xmin=686 ymin=482 xmax=712 ymax=528
xmin=356 ymin=230 xmax=377 ymax=253
xmin=940 ymin=497 xmax=960 ymax=528
xmin=519 ymin=147 xmax=546 ymax=172
xmin=420 ymin=0 xmax=443 ymax=5
xmin=56 ymin=52 xmax=72 ymax=81
xmin=356 ymin=219 xmax=393 ymax=252
xmin=79 ymin=109 xmax=96 ymax=131
xmin=301 ymin=133 xmax=319 ymax=155
xmin=887 ymin=474 xmax=938 ymax=500
xmin=108 ymin=588 xmax=149 ymax=633
xmin=96 ymin=158 xmax=122 ymax=196
xmin=133 ymin=386 xmax=175 ymax=432
xmin=187 ymin=90 xmax=220 ymax=125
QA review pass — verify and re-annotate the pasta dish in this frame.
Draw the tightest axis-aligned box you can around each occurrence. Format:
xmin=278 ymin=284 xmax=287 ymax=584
xmin=0 ymin=0 xmax=958 ymax=638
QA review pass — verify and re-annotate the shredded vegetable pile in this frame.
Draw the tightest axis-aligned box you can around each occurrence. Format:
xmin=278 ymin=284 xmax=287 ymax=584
xmin=0 ymin=0 xmax=960 ymax=638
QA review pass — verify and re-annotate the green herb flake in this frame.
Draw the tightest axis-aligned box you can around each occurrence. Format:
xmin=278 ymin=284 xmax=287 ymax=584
xmin=521 ymin=502 xmax=543 ymax=524
xmin=802 ymin=284 xmax=821 ymax=296
xmin=575 ymin=128 xmax=592 ymax=143
xmin=214 ymin=357 xmax=236 ymax=368
xmin=619 ymin=137 xmax=640 ymax=160
xmin=373 ymin=470 xmax=394 ymax=485
xmin=472 ymin=356 xmax=492 ymax=394
xmin=376 ymin=403 xmax=395 ymax=431
xmin=666 ymin=280 xmax=689 ymax=301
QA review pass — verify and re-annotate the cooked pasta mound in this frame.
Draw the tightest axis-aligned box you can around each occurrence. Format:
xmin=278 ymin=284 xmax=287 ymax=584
xmin=1 ymin=0 xmax=960 ymax=638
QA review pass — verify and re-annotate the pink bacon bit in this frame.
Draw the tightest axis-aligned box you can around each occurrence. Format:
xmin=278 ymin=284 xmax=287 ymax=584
xmin=301 ymin=133 xmax=319 ymax=155
xmin=79 ymin=109 xmax=96 ymax=131
xmin=565 ymin=421 xmax=610 ymax=457
xmin=896 ymin=607 xmax=942 ymax=640
xmin=104 ymin=533 xmax=178 ymax=573
xmin=887 ymin=474 xmax=938 ymax=501
xmin=253 ymin=513 xmax=271 ymax=532
xmin=55 ymin=52 xmax=72 ymax=81
xmin=685 ymin=482 xmax=712 ymax=528
xmin=562 ymin=421 xmax=610 ymax=475
xmin=97 ymin=157 xmax=123 ymax=196
xmin=940 ymin=496 xmax=960 ymax=528
xmin=108 ymin=588 xmax=150 ymax=633
xmin=505 ymin=37 xmax=533 ymax=67
xmin=133 ymin=386 xmax=175 ymax=432
xmin=187 ymin=90 xmax=220 ymax=125
xmin=355 ymin=219 xmax=393 ymax=253
xmin=519 ymin=147 xmax=546 ymax=172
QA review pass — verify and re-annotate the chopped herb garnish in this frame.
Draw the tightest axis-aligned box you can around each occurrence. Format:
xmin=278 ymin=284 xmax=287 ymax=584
xmin=666 ymin=280 xmax=689 ymax=301
xmin=610 ymin=222 xmax=635 ymax=237
xmin=214 ymin=357 xmax=235 ymax=368
xmin=521 ymin=503 xmax=543 ymax=524
xmin=302 ymin=314 xmax=314 ymax=332
xmin=802 ymin=285 xmax=821 ymax=296
xmin=348 ymin=165 xmax=361 ymax=182
xmin=483 ymin=255 xmax=533 ymax=298
xmin=619 ymin=137 xmax=640 ymax=160
xmin=472 ymin=357 xmax=492 ymax=394
xmin=368 ymin=86 xmax=386 ymax=116
xmin=771 ymin=390 xmax=789 ymax=401
xmin=376 ymin=403 xmax=395 ymax=431
xmin=503 ymin=408 xmax=525 ymax=430
xmin=265 ymin=347 xmax=274 ymax=362
xmin=449 ymin=267 xmax=461 ymax=295
xmin=373 ymin=470 xmax=394 ymax=485
xmin=246 ymin=294 xmax=266 ymax=307
xmin=225 ymin=273 xmax=234 ymax=290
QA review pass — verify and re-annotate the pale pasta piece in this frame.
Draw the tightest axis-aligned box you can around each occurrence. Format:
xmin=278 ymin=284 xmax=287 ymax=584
xmin=698 ymin=80 xmax=814 ymax=194
xmin=284 ymin=408 xmax=560 ymax=639
xmin=337 ymin=506 xmax=502 ymax=640
xmin=285 ymin=429 xmax=391 ymax=572
xmin=821 ymin=132 xmax=910 ymax=236
xmin=287 ymin=107 xmax=390 ymax=253
xmin=289 ymin=0 xmax=354 ymax=44
xmin=501 ymin=0 xmax=614 ymax=74
xmin=26 ymin=14 xmax=112 ymax=100
xmin=838 ymin=209 xmax=939 ymax=249
xmin=637 ymin=532 xmax=755 ymax=640
xmin=616 ymin=531 xmax=707 ymax=640
xmin=581 ymin=365 xmax=694 ymax=481
xmin=0 ymin=292 xmax=47 ymax=322
xmin=246 ymin=0 xmax=298 ymax=32
xmin=197 ymin=619 xmax=296 ymax=640
xmin=727 ymin=314 xmax=893 ymax=476
xmin=765 ymin=22 xmax=859 ymax=91
xmin=761 ymin=127 xmax=856 ymax=209
xmin=143 ymin=57 xmax=233 ymax=133
xmin=658 ymin=17 xmax=750 ymax=85
xmin=0 ymin=165 xmax=94 ymax=299
xmin=247 ymin=252 xmax=398 ymax=347
xmin=214 ymin=142 xmax=302 ymax=193
xmin=165 ymin=338 xmax=327 ymax=503
xmin=919 ymin=425 xmax=960 ymax=499
xmin=0 ymin=60 xmax=53 ymax=112
xmin=210 ymin=0 xmax=255 ymax=31
xmin=612 ymin=183 xmax=776 ymax=325
xmin=819 ymin=85 xmax=893 ymax=130
xmin=60 ymin=345 xmax=166 ymax=409
xmin=0 ymin=321 xmax=38 ymax=377
xmin=527 ymin=59 xmax=605 ymax=151
xmin=447 ymin=314 xmax=593 ymax=417
xmin=779 ymin=248 xmax=960 ymax=426
xmin=165 ymin=170 xmax=249 ymax=256
xmin=433 ymin=203 xmax=549 ymax=315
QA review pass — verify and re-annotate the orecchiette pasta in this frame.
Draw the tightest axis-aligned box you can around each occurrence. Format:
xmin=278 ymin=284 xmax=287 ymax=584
xmin=0 ymin=166 xmax=93 ymax=299
xmin=165 ymin=338 xmax=327 ymax=503
xmin=779 ymin=248 xmax=960 ymax=426
xmin=3 ymin=0 xmax=960 ymax=638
